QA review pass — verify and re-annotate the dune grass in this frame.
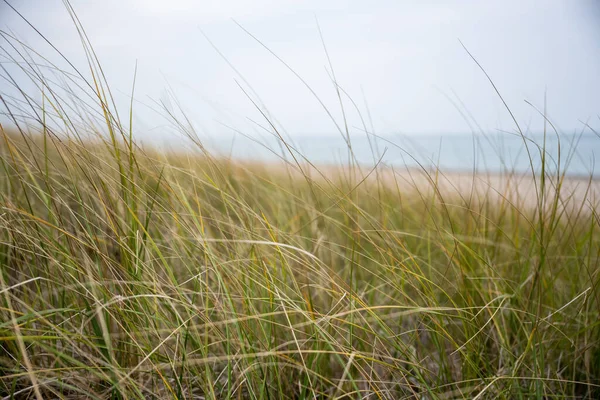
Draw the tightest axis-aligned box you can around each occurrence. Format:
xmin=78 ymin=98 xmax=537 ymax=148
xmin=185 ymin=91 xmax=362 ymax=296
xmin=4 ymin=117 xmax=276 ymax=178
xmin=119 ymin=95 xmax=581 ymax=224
xmin=1 ymin=5 xmax=600 ymax=399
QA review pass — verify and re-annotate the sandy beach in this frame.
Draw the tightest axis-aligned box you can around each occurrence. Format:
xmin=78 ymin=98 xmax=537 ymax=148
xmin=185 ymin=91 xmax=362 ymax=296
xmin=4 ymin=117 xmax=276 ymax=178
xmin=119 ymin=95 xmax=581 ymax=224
xmin=248 ymin=160 xmax=600 ymax=212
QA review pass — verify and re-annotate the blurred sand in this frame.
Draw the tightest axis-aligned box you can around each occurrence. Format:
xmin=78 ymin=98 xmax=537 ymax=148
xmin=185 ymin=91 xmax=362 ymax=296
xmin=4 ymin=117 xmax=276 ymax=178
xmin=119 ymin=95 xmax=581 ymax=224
xmin=252 ymin=160 xmax=600 ymax=212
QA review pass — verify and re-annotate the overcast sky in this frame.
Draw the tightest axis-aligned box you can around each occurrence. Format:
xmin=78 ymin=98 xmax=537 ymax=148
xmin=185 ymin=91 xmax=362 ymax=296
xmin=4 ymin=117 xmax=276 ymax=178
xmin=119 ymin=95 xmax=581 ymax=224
xmin=1 ymin=0 xmax=599 ymax=139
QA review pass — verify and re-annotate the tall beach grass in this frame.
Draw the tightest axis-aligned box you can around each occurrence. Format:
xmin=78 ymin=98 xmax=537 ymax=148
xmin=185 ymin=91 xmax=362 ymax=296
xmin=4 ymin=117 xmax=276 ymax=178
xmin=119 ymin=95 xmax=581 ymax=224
xmin=1 ymin=4 xmax=599 ymax=399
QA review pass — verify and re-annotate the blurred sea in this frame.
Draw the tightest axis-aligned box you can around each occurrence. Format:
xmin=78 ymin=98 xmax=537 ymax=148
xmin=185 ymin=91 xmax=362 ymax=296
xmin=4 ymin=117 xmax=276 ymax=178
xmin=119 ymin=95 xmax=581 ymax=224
xmin=200 ymin=132 xmax=599 ymax=177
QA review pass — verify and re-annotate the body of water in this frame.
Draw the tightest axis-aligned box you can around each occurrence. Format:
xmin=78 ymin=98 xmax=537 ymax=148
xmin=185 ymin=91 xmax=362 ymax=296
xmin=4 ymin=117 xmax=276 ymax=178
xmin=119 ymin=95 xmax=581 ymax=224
xmin=201 ymin=132 xmax=599 ymax=177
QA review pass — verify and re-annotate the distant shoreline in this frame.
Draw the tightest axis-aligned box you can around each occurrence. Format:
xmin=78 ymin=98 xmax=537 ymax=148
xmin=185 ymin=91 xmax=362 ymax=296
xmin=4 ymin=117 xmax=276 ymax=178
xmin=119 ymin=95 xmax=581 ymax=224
xmin=195 ymin=131 xmax=600 ymax=179
xmin=233 ymin=158 xmax=600 ymax=211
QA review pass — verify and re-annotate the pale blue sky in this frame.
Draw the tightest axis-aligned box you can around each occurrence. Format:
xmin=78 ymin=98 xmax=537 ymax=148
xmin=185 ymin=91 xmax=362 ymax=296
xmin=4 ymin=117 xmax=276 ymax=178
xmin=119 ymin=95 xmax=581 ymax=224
xmin=1 ymin=0 xmax=599 ymax=138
